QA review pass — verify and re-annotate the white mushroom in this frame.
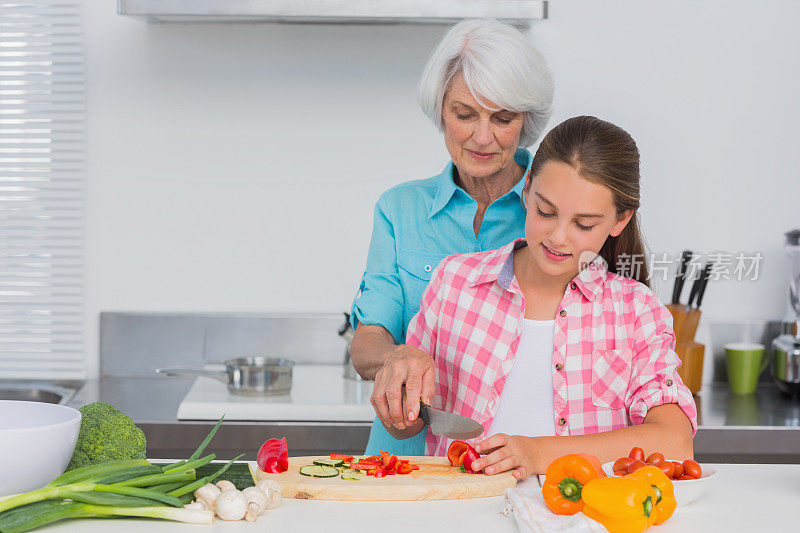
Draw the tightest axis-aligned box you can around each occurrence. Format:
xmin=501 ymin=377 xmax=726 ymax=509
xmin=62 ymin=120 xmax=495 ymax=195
xmin=215 ymin=480 xmax=237 ymax=492
xmin=193 ymin=483 xmax=221 ymax=510
xmin=242 ymin=486 xmax=269 ymax=522
xmin=255 ymin=479 xmax=282 ymax=509
xmin=183 ymin=501 xmax=206 ymax=511
xmin=214 ymin=489 xmax=248 ymax=521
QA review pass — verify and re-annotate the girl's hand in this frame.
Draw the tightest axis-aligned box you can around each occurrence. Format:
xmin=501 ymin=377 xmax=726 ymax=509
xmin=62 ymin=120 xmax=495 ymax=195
xmin=472 ymin=433 xmax=538 ymax=481
xmin=370 ymin=344 xmax=435 ymax=430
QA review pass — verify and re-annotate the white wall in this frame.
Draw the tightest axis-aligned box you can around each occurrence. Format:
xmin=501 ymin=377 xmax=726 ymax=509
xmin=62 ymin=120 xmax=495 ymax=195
xmin=83 ymin=1 xmax=800 ymax=377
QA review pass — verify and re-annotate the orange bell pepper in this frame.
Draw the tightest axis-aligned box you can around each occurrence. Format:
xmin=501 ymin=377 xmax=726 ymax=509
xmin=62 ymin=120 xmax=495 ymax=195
xmin=628 ymin=465 xmax=676 ymax=525
xmin=581 ymin=476 xmax=657 ymax=533
xmin=542 ymin=454 xmax=606 ymax=515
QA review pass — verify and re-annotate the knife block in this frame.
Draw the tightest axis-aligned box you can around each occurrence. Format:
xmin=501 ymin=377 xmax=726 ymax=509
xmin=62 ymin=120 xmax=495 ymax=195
xmin=675 ymin=341 xmax=704 ymax=395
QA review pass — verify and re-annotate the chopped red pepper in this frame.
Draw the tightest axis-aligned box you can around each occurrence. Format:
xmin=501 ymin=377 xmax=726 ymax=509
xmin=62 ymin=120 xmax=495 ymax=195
xmin=411 ymin=465 xmax=419 ymax=471
xmin=397 ymin=462 xmax=414 ymax=475
xmin=460 ymin=448 xmax=481 ymax=474
xmin=374 ymin=467 xmax=388 ymax=478
xmin=351 ymin=461 xmax=381 ymax=471
xmin=257 ymin=437 xmax=289 ymax=473
xmin=447 ymin=441 xmax=471 ymax=466
xmin=330 ymin=454 xmax=354 ymax=462
xmin=382 ymin=453 xmax=398 ymax=470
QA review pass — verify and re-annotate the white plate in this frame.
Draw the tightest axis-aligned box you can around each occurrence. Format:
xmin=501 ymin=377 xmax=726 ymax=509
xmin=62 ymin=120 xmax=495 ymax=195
xmin=601 ymin=460 xmax=716 ymax=507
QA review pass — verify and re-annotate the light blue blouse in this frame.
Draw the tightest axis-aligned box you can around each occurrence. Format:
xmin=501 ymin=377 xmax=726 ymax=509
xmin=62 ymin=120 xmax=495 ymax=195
xmin=351 ymin=148 xmax=532 ymax=455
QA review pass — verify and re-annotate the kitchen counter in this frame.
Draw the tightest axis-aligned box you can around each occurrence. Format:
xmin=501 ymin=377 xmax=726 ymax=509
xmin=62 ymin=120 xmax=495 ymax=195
xmin=65 ymin=375 xmax=800 ymax=462
xmin=25 ymin=463 xmax=800 ymax=532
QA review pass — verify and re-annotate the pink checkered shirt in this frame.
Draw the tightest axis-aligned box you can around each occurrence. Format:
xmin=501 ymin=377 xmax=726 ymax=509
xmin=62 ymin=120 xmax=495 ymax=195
xmin=406 ymin=239 xmax=698 ymax=457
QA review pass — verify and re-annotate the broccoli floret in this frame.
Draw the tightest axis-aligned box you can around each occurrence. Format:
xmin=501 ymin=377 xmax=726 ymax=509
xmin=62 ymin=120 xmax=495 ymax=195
xmin=66 ymin=402 xmax=147 ymax=471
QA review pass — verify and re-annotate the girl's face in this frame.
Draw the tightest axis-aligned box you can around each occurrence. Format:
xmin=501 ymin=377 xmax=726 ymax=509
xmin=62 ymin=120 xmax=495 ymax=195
xmin=522 ymin=160 xmax=634 ymax=281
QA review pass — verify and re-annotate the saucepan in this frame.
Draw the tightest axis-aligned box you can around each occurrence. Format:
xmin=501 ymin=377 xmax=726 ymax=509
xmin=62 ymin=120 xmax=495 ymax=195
xmin=155 ymin=357 xmax=294 ymax=396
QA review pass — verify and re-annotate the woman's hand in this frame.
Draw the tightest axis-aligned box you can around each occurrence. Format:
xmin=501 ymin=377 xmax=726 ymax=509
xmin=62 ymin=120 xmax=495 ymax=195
xmin=370 ymin=345 xmax=435 ymax=431
xmin=472 ymin=433 xmax=539 ymax=481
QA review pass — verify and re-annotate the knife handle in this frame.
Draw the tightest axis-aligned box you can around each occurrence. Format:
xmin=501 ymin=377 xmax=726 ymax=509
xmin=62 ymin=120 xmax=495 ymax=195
xmin=419 ymin=403 xmax=431 ymax=426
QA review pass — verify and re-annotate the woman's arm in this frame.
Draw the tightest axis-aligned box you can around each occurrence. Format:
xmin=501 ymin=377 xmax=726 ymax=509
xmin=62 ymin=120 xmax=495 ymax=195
xmin=473 ymin=403 xmax=693 ymax=480
xmin=352 ymin=324 xmax=436 ymax=432
xmin=349 ymin=324 xmax=396 ymax=381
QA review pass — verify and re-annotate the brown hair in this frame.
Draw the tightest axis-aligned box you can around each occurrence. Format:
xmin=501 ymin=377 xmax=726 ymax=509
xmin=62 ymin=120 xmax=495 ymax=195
xmin=526 ymin=115 xmax=650 ymax=287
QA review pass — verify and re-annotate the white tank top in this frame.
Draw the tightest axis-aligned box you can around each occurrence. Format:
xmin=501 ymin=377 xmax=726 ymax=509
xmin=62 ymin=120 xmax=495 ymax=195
xmin=487 ymin=318 xmax=556 ymax=437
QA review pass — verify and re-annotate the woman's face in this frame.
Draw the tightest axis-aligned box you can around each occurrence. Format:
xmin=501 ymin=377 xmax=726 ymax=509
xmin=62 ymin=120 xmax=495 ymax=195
xmin=441 ymin=72 xmax=524 ymax=183
xmin=522 ymin=160 xmax=633 ymax=281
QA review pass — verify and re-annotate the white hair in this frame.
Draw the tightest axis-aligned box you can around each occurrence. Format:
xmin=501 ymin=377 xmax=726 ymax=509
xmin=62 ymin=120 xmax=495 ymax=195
xmin=417 ymin=19 xmax=554 ymax=147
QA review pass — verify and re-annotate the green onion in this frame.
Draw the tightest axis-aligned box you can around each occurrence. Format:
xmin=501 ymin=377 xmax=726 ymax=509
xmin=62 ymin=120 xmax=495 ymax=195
xmin=168 ymin=454 xmax=244 ymax=498
xmin=46 ymin=459 xmax=151 ymax=487
xmin=0 ymin=501 xmax=212 ymax=533
xmin=162 ymin=454 xmax=215 ymax=474
xmin=110 ymin=470 xmax=195 ymax=488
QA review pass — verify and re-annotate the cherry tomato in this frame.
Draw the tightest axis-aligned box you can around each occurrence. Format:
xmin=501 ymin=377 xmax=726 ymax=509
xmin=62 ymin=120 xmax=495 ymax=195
xmin=672 ymin=461 xmax=683 ymax=478
xmin=627 ymin=460 xmax=646 ymax=474
xmin=657 ymin=460 xmax=675 ymax=479
xmin=613 ymin=457 xmax=634 ymax=472
xmin=682 ymin=459 xmax=702 ymax=479
xmin=628 ymin=447 xmax=645 ymax=462
xmin=677 ymin=474 xmax=694 ymax=481
xmin=614 ymin=469 xmax=626 ymax=476
xmin=645 ymin=452 xmax=664 ymax=465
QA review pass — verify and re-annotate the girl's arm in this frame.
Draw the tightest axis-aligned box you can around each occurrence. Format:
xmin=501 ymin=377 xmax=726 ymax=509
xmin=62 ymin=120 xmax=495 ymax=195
xmin=473 ymin=403 xmax=693 ymax=480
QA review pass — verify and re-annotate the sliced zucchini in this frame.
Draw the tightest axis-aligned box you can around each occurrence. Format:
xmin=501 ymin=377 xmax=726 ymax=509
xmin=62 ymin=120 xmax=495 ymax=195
xmin=340 ymin=468 xmax=363 ymax=480
xmin=299 ymin=465 xmax=340 ymax=478
xmin=313 ymin=458 xmax=344 ymax=468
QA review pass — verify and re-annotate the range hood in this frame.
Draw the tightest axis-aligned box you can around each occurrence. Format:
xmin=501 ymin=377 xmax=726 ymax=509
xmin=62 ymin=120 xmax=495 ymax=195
xmin=117 ymin=0 xmax=548 ymax=25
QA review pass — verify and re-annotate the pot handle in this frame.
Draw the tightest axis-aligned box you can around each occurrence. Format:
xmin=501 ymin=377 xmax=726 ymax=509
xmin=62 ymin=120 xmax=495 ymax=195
xmin=154 ymin=366 xmax=228 ymax=382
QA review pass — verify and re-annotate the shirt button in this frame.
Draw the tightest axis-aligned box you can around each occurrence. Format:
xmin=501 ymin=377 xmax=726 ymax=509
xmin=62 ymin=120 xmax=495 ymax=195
xmin=555 ymin=363 xmax=563 ymax=371
xmin=666 ymin=379 xmax=673 ymax=387
xmin=559 ymin=309 xmax=567 ymax=317
xmin=558 ymin=417 xmax=567 ymax=426
xmin=424 ymin=265 xmax=432 ymax=272
xmin=570 ymin=282 xmax=577 ymax=290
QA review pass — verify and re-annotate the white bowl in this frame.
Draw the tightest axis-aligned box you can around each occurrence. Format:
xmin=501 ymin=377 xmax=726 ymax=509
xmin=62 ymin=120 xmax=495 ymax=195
xmin=601 ymin=460 xmax=716 ymax=507
xmin=0 ymin=401 xmax=82 ymax=496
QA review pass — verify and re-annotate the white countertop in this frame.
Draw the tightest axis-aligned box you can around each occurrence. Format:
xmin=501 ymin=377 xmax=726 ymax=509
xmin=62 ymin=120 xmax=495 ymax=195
xmin=31 ymin=463 xmax=800 ymax=532
xmin=177 ymin=365 xmax=375 ymax=421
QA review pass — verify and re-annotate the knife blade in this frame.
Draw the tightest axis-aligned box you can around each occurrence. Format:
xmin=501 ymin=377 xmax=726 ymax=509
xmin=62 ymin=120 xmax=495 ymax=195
xmin=419 ymin=402 xmax=483 ymax=440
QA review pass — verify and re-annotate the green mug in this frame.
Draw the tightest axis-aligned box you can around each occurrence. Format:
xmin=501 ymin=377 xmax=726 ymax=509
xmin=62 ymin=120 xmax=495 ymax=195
xmin=724 ymin=343 xmax=768 ymax=395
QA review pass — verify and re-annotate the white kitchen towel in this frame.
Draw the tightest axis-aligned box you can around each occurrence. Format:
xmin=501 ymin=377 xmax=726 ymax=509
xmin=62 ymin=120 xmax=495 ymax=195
xmin=502 ymin=481 xmax=607 ymax=533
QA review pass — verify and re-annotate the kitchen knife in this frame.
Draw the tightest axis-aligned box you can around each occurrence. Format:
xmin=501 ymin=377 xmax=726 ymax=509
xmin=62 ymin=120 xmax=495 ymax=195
xmin=419 ymin=402 xmax=483 ymax=440
xmin=681 ymin=263 xmax=712 ymax=344
xmin=695 ymin=263 xmax=713 ymax=309
xmin=671 ymin=250 xmax=693 ymax=305
xmin=667 ymin=250 xmax=693 ymax=344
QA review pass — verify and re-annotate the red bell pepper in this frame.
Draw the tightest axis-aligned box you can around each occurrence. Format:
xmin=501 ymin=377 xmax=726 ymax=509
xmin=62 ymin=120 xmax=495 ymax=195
xmin=374 ymin=467 xmax=388 ymax=478
xmin=397 ymin=462 xmax=414 ymax=475
xmin=257 ymin=437 xmax=289 ymax=473
xmin=330 ymin=454 xmax=353 ymax=462
xmin=447 ymin=441 xmax=471 ymax=467
xmin=460 ymin=448 xmax=481 ymax=474
xmin=381 ymin=452 xmax=398 ymax=470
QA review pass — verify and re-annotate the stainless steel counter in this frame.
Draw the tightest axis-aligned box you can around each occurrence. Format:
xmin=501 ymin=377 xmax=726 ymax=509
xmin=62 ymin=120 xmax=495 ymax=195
xmin=62 ymin=376 xmax=800 ymax=463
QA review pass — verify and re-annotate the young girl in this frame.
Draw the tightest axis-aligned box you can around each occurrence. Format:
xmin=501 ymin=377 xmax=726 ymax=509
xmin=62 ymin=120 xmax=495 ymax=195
xmin=376 ymin=115 xmax=696 ymax=480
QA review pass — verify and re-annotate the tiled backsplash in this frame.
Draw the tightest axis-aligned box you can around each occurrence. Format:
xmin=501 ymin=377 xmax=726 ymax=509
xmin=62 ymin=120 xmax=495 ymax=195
xmin=100 ymin=312 xmax=348 ymax=377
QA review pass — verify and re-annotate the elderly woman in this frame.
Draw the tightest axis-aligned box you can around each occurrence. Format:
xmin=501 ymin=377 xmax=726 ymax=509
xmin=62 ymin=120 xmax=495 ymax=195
xmin=349 ymin=19 xmax=554 ymax=455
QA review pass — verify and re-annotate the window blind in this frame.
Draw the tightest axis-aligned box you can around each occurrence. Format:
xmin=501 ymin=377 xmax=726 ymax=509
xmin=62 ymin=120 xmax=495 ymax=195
xmin=0 ymin=0 xmax=85 ymax=378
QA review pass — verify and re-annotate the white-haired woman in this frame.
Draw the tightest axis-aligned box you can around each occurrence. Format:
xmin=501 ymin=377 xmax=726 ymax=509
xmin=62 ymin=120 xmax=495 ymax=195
xmin=350 ymin=19 xmax=554 ymax=455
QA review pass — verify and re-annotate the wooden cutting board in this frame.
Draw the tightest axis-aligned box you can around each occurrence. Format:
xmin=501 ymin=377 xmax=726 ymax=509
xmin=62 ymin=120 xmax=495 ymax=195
xmin=254 ymin=456 xmax=516 ymax=501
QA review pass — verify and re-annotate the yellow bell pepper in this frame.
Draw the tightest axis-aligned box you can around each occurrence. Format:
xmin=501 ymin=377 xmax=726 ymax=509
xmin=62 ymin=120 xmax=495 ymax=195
xmin=628 ymin=465 xmax=676 ymax=525
xmin=581 ymin=476 xmax=657 ymax=533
